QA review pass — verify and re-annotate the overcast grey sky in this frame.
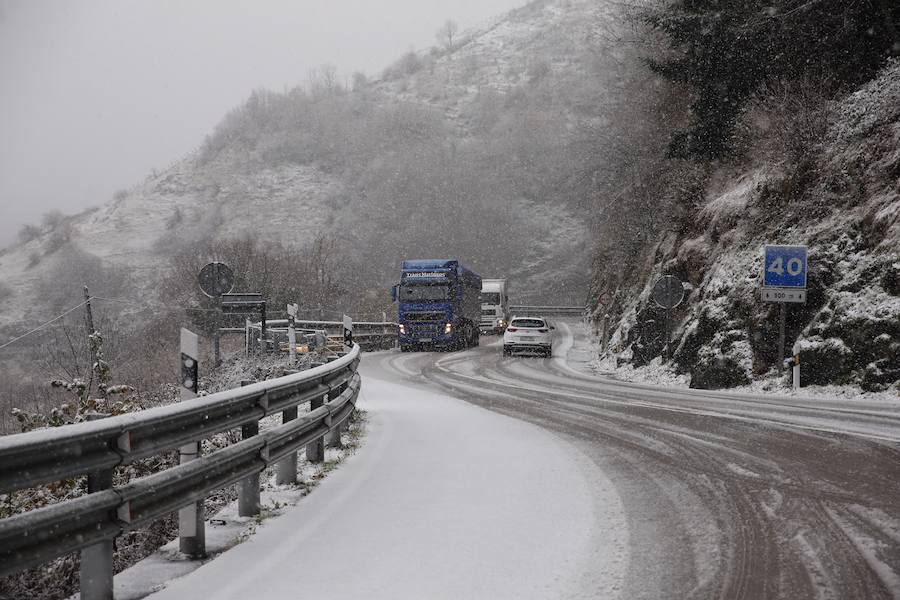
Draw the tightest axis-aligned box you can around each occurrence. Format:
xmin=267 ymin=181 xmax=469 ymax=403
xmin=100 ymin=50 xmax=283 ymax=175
xmin=0 ymin=0 xmax=525 ymax=247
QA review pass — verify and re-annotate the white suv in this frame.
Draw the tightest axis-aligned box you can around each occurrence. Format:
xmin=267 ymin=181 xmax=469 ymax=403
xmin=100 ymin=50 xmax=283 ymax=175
xmin=502 ymin=317 xmax=553 ymax=357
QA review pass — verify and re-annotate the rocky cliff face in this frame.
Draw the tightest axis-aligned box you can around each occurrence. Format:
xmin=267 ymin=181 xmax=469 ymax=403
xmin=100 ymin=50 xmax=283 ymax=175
xmin=603 ymin=61 xmax=900 ymax=391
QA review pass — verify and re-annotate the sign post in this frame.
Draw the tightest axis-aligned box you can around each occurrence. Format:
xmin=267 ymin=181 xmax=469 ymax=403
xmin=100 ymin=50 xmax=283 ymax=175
xmin=651 ymin=275 xmax=685 ymax=362
xmin=198 ymin=262 xmax=235 ymax=367
xmin=761 ymin=245 xmax=808 ymax=368
xmin=221 ymin=293 xmax=266 ymax=354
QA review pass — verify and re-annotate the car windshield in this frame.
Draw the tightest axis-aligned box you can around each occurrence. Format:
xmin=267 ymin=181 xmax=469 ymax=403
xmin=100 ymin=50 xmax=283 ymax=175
xmin=481 ymin=292 xmax=501 ymax=304
xmin=400 ymin=282 xmax=452 ymax=301
xmin=510 ymin=318 xmax=545 ymax=328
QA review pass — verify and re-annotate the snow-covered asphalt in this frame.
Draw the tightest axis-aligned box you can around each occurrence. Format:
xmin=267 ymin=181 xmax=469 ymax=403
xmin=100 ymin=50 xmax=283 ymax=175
xmin=417 ymin=321 xmax=900 ymax=599
xmin=146 ymin=319 xmax=900 ymax=599
xmin=147 ymin=341 xmax=628 ymax=599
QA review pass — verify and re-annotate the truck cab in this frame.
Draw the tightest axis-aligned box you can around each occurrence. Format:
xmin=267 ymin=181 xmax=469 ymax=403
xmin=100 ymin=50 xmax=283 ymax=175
xmin=394 ymin=259 xmax=482 ymax=351
xmin=480 ymin=278 xmax=509 ymax=334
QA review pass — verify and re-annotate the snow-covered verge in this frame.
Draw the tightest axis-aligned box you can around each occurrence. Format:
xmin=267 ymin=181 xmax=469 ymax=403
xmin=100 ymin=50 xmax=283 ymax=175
xmin=599 ymin=59 xmax=900 ymax=392
xmin=579 ymin=327 xmax=899 ymax=403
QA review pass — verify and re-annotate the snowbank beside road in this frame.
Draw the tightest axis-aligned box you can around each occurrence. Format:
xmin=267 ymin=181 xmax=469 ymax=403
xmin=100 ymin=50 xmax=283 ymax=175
xmin=147 ymin=367 xmax=628 ymax=599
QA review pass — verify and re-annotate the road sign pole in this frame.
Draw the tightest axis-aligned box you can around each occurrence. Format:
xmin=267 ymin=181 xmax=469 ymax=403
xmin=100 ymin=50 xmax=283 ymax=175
xmin=214 ymin=295 xmax=222 ymax=368
xmin=761 ymin=245 xmax=808 ymax=373
xmin=665 ymin=306 xmax=671 ymax=362
xmin=778 ymin=303 xmax=786 ymax=370
xmin=652 ymin=275 xmax=684 ymax=363
xmin=260 ymin=303 xmax=267 ymax=355
xmin=602 ymin=313 xmax=610 ymax=355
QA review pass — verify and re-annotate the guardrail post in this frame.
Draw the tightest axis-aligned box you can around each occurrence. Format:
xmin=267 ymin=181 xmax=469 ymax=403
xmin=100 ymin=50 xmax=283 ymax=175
xmin=80 ymin=412 xmax=114 ymax=600
xmin=238 ymin=380 xmax=261 ymax=516
xmin=307 ymin=391 xmax=326 ymax=463
xmin=276 ymin=370 xmax=299 ymax=485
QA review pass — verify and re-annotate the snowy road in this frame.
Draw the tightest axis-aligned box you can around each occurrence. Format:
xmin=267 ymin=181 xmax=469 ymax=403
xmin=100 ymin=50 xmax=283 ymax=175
xmin=409 ymin=320 xmax=900 ymax=599
xmin=147 ymin=335 xmax=628 ymax=600
xmin=147 ymin=319 xmax=900 ymax=599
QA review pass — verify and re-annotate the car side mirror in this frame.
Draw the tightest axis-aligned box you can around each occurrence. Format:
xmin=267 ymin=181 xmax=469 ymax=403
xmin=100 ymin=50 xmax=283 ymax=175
xmin=390 ymin=285 xmax=398 ymax=303
xmin=550 ymin=325 xmax=556 ymax=330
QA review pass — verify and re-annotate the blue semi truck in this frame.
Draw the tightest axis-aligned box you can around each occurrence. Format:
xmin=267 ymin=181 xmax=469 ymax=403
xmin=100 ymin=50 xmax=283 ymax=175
xmin=392 ymin=259 xmax=482 ymax=352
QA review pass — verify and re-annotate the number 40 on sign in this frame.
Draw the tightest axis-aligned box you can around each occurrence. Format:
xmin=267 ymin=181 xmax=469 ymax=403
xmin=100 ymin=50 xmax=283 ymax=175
xmin=762 ymin=245 xmax=807 ymax=303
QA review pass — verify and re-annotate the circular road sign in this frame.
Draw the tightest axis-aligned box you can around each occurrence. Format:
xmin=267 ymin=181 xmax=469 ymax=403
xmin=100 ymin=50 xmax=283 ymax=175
xmin=652 ymin=275 xmax=685 ymax=309
xmin=198 ymin=262 xmax=235 ymax=298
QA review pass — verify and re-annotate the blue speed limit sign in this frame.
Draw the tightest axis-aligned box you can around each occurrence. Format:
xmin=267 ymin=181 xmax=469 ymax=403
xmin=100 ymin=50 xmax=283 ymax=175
xmin=763 ymin=245 xmax=807 ymax=288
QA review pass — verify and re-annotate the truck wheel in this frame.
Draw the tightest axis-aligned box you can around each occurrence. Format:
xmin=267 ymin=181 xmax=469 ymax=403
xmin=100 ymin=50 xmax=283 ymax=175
xmin=400 ymin=344 xmax=412 ymax=353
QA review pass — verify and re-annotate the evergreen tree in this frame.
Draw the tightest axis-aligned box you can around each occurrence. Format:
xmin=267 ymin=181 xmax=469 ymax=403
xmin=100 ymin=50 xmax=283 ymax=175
xmin=644 ymin=0 xmax=900 ymax=160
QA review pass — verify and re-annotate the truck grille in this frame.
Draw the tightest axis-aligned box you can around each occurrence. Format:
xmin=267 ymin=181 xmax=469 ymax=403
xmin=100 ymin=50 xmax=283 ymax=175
xmin=404 ymin=312 xmax=445 ymax=322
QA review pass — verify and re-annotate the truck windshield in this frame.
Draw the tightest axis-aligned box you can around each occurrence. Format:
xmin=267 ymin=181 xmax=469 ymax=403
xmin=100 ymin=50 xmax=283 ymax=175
xmin=400 ymin=282 xmax=452 ymax=301
xmin=481 ymin=293 xmax=501 ymax=304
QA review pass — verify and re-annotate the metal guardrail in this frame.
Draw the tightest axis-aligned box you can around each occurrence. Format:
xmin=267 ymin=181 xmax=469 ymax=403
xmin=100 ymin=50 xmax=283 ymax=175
xmin=248 ymin=319 xmax=398 ymax=353
xmin=509 ymin=305 xmax=585 ymax=317
xmin=0 ymin=345 xmax=362 ymax=581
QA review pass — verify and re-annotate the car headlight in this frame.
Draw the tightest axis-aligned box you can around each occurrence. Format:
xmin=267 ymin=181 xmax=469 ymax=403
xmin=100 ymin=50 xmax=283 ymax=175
xmin=444 ymin=323 xmax=452 ymax=334
xmin=497 ymin=318 xmax=505 ymax=326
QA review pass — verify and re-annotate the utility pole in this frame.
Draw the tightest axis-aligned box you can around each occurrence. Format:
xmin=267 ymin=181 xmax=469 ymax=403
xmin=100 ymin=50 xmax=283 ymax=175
xmin=83 ymin=285 xmax=106 ymax=400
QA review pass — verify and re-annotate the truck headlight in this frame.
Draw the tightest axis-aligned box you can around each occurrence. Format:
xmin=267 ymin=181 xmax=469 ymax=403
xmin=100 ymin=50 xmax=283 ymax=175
xmin=444 ymin=323 xmax=452 ymax=334
xmin=497 ymin=318 xmax=505 ymax=326
xmin=399 ymin=324 xmax=406 ymax=334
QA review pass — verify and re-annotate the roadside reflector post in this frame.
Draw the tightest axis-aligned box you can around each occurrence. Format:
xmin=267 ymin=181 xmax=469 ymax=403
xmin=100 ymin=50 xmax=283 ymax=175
xmin=276 ymin=370 xmax=299 ymax=485
xmin=178 ymin=328 xmax=206 ymax=558
xmin=792 ymin=341 xmax=801 ymax=390
xmin=238 ymin=380 xmax=261 ymax=517
xmin=80 ymin=412 xmax=114 ymax=600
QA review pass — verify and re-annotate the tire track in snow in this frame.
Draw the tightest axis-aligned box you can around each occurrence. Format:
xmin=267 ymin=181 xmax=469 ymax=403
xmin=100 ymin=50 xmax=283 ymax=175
xmin=375 ymin=320 xmax=900 ymax=599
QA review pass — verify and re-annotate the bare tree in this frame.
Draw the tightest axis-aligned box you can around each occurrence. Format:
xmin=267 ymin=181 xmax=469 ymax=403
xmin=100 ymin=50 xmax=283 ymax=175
xmin=436 ymin=19 xmax=459 ymax=51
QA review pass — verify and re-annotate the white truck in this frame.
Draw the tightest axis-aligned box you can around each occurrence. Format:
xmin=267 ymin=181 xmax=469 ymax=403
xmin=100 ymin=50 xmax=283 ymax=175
xmin=480 ymin=278 xmax=509 ymax=334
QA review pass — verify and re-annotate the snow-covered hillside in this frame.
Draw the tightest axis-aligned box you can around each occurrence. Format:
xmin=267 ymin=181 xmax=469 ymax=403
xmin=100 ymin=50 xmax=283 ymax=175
xmin=0 ymin=0 xmax=619 ymax=335
xmin=603 ymin=60 xmax=900 ymax=392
